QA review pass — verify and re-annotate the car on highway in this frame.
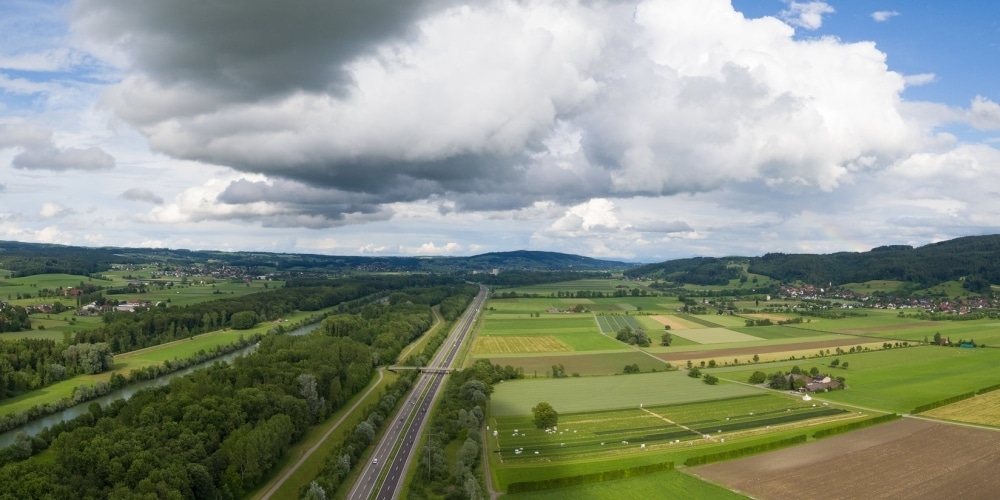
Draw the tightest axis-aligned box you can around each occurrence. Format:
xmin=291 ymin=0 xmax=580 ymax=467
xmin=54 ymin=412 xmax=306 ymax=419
xmin=372 ymin=458 xmax=378 ymax=465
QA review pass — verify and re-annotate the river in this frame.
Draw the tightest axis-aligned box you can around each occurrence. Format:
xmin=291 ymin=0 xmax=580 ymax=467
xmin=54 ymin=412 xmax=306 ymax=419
xmin=0 ymin=321 xmax=322 ymax=448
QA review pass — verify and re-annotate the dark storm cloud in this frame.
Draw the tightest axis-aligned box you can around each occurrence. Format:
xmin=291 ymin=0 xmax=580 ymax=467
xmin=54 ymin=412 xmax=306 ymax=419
xmin=216 ymin=178 xmax=391 ymax=228
xmin=73 ymin=0 xmax=452 ymax=106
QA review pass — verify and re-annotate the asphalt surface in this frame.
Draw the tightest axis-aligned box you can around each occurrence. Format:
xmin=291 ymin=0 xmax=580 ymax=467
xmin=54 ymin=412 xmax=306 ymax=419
xmin=347 ymin=285 xmax=487 ymax=500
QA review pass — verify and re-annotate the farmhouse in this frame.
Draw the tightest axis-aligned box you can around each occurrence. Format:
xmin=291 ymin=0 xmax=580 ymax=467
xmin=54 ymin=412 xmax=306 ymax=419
xmin=787 ymin=373 xmax=843 ymax=393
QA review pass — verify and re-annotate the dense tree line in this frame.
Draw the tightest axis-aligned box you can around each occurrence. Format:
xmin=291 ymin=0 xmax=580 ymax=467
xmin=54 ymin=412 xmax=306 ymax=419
xmin=0 ymin=306 xmax=31 ymax=333
xmin=624 ymin=257 xmax=745 ymax=285
xmin=474 ymin=270 xmax=611 ymax=287
xmin=408 ymin=360 xmax=523 ymax=500
xmin=0 ymin=339 xmax=115 ymax=401
xmin=0 ymin=335 xmax=261 ymax=436
xmin=72 ymin=276 xmax=461 ymax=354
xmin=0 ymin=332 xmax=376 ymax=498
xmin=624 ymin=235 xmax=1000 ymax=292
xmin=321 ymin=284 xmax=476 ymax=364
xmin=748 ymin=235 xmax=1000 ymax=288
xmin=0 ymin=242 xmax=123 ymax=277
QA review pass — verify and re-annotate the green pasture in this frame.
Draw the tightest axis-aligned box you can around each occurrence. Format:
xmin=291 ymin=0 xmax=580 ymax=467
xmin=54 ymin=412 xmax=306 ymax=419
xmin=486 ymin=298 xmax=568 ymax=314
xmin=777 ymin=312 xmax=927 ymax=334
xmin=499 ymin=279 xmax=647 ymax=295
xmin=862 ymin=320 xmax=1000 ymax=345
xmin=725 ymin=325 xmax=828 ymax=340
xmin=641 ymin=333 xmax=849 ymax=354
xmin=476 ymin=351 xmax=671 ymax=376
xmin=502 ymin=470 xmax=748 ymax=500
xmin=108 ymin=279 xmax=279 ymax=307
xmin=841 ymin=280 xmax=906 ymax=294
xmin=492 ymin=394 xmax=848 ymax=463
xmin=0 ymin=313 xmax=104 ymax=342
xmin=489 ymin=371 xmax=761 ymax=417
xmin=483 ymin=316 xmax=598 ymax=334
xmin=709 ymin=345 xmax=1000 ymax=413
xmin=700 ymin=314 xmax=748 ymax=328
xmin=667 ymin=328 xmax=764 ymax=345
xmin=787 ymin=313 xmax=1000 ymax=346
xmin=489 ymin=393 xmax=874 ymax=490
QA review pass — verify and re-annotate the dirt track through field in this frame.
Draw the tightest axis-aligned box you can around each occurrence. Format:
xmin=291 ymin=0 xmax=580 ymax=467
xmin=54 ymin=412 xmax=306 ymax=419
xmin=692 ymin=418 xmax=1000 ymax=499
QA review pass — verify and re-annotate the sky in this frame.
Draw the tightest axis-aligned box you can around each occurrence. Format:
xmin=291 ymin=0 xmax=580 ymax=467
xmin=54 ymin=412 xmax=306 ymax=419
xmin=1 ymin=0 xmax=999 ymax=263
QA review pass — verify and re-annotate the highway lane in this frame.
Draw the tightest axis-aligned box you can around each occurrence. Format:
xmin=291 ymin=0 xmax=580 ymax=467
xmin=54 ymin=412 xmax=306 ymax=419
xmin=347 ymin=285 xmax=487 ymax=500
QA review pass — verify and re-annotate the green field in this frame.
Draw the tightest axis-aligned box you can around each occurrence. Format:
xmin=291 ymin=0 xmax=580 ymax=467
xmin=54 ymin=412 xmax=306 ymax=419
xmin=502 ymin=470 xmax=748 ymax=500
xmin=492 ymin=394 xmax=850 ymax=462
xmin=477 ymin=280 xmax=1000 ymax=495
xmin=478 ymin=351 xmax=671 ymax=377
xmin=709 ymin=345 xmax=1000 ymax=413
xmin=490 ymin=371 xmax=761 ymax=417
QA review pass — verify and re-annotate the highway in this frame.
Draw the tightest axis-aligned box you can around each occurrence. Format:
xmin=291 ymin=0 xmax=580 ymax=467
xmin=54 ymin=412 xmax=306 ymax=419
xmin=347 ymin=285 xmax=487 ymax=500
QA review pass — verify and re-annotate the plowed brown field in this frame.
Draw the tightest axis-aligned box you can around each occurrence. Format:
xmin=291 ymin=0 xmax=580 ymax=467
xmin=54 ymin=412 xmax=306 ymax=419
xmin=692 ymin=418 xmax=1000 ymax=499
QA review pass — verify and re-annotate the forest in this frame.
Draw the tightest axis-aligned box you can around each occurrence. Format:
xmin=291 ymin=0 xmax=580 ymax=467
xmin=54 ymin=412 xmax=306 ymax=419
xmin=0 ymin=282 xmax=479 ymax=498
xmin=625 ymin=234 xmax=1000 ymax=289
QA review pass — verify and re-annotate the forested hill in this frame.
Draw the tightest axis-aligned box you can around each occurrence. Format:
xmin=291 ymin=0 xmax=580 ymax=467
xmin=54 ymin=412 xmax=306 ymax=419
xmin=429 ymin=250 xmax=631 ymax=271
xmin=625 ymin=234 xmax=1000 ymax=288
xmin=0 ymin=241 xmax=630 ymax=277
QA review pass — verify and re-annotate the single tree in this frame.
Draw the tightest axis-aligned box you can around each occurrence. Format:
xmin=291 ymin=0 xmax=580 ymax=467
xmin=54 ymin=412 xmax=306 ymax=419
xmin=748 ymin=371 xmax=767 ymax=384
xmin=703 ymin=374 xmax=719 ymax=385
xmin=661 ymin=331 xmax=673 ymax=346
xmin=532 ymin=402 xmax=559 ymax=428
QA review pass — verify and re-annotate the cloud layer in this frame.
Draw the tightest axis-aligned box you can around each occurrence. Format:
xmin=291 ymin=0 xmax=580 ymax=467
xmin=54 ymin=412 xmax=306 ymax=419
xmin=73 ymin=0 xmax=932 ymax=227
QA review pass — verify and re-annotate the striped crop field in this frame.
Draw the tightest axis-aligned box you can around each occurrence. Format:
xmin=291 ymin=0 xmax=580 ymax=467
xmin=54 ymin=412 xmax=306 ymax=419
xmin=490 ymin=393 xmax=859 ymax=463
xmin=595 ymin=314 xmax=645 ymax=335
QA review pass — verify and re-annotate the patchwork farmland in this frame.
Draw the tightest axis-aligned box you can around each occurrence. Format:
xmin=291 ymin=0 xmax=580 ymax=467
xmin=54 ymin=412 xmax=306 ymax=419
xmin=469 ymin=279 xmax=1000 ymax=498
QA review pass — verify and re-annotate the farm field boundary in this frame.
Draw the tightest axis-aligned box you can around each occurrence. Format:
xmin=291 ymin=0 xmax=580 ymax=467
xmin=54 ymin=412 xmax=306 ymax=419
xmin=684 ymin=434 xmax=806 ymax=466
xmin=506 ymin=461 xmax=673 ymax=494
xmin=667 ymin=327 xmax=763 ymax=345
xmin=922 ymin=389 xmax=1000 ymax=427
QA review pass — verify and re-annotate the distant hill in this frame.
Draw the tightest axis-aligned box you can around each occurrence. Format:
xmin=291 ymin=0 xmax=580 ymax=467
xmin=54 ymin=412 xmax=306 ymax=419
xmin=0 ymin=241 xmax=631 ymax=277
xmin=625 ymin=234 xmax=1000 ymax=289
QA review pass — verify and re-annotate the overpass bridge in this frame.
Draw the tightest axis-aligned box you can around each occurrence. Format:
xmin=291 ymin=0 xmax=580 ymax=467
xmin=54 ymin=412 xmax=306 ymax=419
xmin=386 ymin=365 xmax=454 ymax=374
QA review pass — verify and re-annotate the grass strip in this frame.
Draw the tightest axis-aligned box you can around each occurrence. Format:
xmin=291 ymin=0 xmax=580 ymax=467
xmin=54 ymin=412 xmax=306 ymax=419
xmin=683 ymin=435 xmax=807 ymax=466
xmin=506 ymin=461 xmax=674 ymax=494
xmin=673 ymin=313 xmax=722 ymax=328
xmin=812 ymin=413 xmax=900 ymax=439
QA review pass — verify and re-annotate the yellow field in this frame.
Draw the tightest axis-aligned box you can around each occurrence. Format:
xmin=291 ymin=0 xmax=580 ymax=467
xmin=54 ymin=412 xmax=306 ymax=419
xmin=923 ymin=390 xmax=1000 ymax=427
xmin=473 ymin=335 xmax=571 ymax=354
xmin=649 ymin=315 xmax=690 ymax=330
